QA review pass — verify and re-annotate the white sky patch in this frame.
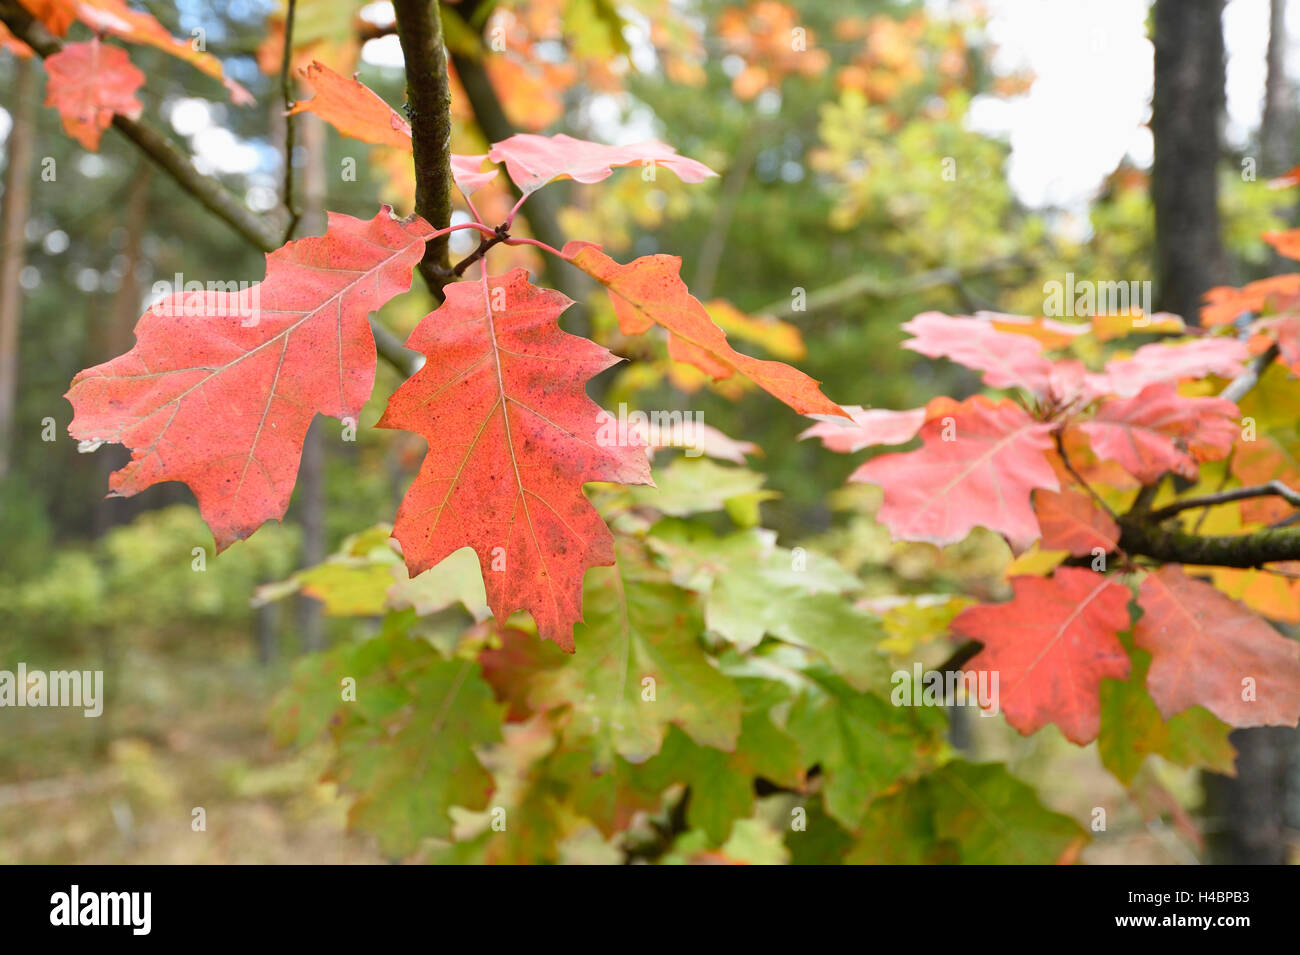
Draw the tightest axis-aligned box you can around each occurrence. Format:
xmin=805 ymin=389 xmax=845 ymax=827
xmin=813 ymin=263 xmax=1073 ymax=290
xmin=362 ymin=34 xmax=406 ymax=69
xmin=167 ymin=97 xmax=212 ymax=137
xmin=192 ymin=126 xmax=262 ymax=176
xmin=966 ymin=0 xmax=1279 ymax=211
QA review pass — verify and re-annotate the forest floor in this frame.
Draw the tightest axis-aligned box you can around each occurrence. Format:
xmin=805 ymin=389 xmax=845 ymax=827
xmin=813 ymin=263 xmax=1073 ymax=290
xmin=0 ymin=623 xmax=1217 ymax=864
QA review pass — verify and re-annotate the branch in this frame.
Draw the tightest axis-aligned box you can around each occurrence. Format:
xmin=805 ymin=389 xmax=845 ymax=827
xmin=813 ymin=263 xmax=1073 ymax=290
xmin=280 ymin=0 xmax=300 ymax=241
xmin=392 ymin=0 xmax=454 ymax=291
xmin=446 ymin=0 xmax=586 ymax=311
xmin=1117 ymin=517 xmax=1300 ymax=568
xmin=1221 ymin=341 xmax=1279 ymax=403
xmin=0 ymin=0 xmax=422 ymax=379
xmin=1145 ymin=480 xmax=1300 ymax=523
xmin=452 ymin=225 xmax=509 ymax=277
xmin=755 ymin=257 xmax=1032 ymax=320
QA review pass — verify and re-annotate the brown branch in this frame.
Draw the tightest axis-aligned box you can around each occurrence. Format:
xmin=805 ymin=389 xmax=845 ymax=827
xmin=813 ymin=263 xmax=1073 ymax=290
xmin=1099 ymin=339 xmax=1297 ymax=567
xmin=1054 ymin=430 xmax=1119 ymax=520
xmin=1116 ymin=517 xmax=1300 ymax=568
xmin=1145 ymin=480 xmax=1300 ymax=523
xmin=446 ymin=0 xmax=586 ymax=312
xmin=0 ymin=0 xmax=422 ymax=379
xmin=392 ymin=0 xmax=454 ymax=292
xmin=280 ymin=0 xmax=300 ymax=241
xmin=452 ymin=225 xmax=509 ymax=277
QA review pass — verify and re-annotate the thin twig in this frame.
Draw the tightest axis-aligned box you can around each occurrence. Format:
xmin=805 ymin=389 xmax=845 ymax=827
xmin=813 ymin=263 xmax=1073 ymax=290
xmin=1145 ymin=480 xmax=1300 ymax=523
xmin=1054 ymin=430 xmax=1119 ymax=519
xmin=280 ymin=0 xmax=300 ymax=241
xmin=1221 ymin=341 xmax=1280 ymax=403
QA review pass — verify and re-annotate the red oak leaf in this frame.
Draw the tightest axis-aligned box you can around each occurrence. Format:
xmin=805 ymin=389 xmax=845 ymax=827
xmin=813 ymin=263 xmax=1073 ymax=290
xmin=958 ymin=567 xmax=1133 ymax=744
xmin=42 ymin=38 xmax=144 ymax=151
xmin=1072 ymin=383 xmax=1238 ymax=483
xmin=1136 ymin=566 xmax=1300 ymax=727
xmin=451 ymin=153 xmax=499 ymax=195
xmin=1102 ymin=338 xmax=1249 ymax=395
xmin=851 ymin=394 xmax=1059 ymax=548
xmin=376 ymin=269 xmax=654 ymax=650
xmin=798 ymin=405 xmax=927 ymax=454
xmin=66 ymin=208 xmax=432 ymax=550
xmin=487 ymin=133 xmax=717 ymax=195
xmin=899 ymin=312 xmax=1055 ymax=394
xmin=1034 ymin=486 xmax=1120 ymax=556
xmin=288 ymin=61 xmax=413 ymax=149
xmin=562 ymin=241 xmax=845 ymax=417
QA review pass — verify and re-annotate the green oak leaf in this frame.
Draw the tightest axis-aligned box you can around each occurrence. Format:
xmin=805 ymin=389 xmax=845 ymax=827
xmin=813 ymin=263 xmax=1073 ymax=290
xmin=786 ymin=668 xmax=946 ymax=830
xmin=529 ymin=556 xmax=743 ymax=766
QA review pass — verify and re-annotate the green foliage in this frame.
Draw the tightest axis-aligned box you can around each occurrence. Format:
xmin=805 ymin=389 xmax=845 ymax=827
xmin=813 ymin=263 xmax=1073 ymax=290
xmin=269 ymin=458 xmax=1085 ymax=862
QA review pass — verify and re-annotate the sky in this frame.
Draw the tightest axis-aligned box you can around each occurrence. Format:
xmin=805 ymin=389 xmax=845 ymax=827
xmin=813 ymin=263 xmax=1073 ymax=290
xmin=967 ymin=0 xmax=1291 ymax=210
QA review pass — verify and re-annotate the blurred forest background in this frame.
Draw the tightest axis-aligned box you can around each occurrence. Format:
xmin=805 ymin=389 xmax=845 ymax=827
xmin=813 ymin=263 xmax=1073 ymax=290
xmin=0 ymin=0 xmax=1297 ymax=863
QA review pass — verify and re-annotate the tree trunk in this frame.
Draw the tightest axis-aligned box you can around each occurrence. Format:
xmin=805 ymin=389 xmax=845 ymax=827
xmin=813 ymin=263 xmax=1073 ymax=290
xmin=1153 ymin=0 xmax=1298 ymax=864
xmin=1262 ymin=0 xmax=1294 ymax=174
xmin=0 ymin=57 xmax=36 ymax=481
xmin=93 ymin=166 xmax=151 ymax=537
xmin=1151 ymin=0 xmax=1230 ymax=325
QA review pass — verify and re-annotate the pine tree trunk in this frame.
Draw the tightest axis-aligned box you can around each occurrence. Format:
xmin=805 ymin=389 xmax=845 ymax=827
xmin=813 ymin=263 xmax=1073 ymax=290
xmin=1151 ymin=0 xmax=1230 ymax=326
xmin=0 ymin=57 xmax=36 ymax=481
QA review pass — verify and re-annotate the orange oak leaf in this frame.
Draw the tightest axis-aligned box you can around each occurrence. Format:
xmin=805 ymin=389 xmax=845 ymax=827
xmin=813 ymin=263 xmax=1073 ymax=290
xmin=77 ymin=0 xmax=252 ymax=103
xmin=851 ymin=394 xmax=1059 ymax=548
xmin=42 ymin=38 xmax=143 ymax=151
xmin=1135 ymin=565 xmax=1300 ymax=727
xmin=1202 ymin=274 xmax=1300 ymax=326
xmin=1268 ymin=163 xmax=1300 ymax=188
xmin=376 ymin=269 xmax=654 ymax=650
xmin=288 ymin=61 xmax=413 ymax=149
xmin=1072 ymin=383 xmax=1238 ymax=483
xmin=16 ymin=0 xmax=75 ymax=35
xmin=1034 ymin=486 xmax=1119 ymax=557
xmin=66 ymin=207 xmax=433 ymax=550
xmin=487 ymin=133 xmax=717 ymax=195
xmin=1263 ymin=228 xmax=1300 ymax=260
xmin=563 ymin=241 xmax=845 ymax=417
xmin=1 ymin=22 xmax=34 ymax=57
xmin=1231 ymin=436 xmax=1300 ymax=524
xmin=958 ymin=567 xmax=1133 ymax=744
xmin=24 ymin=0 xmax=253 ymax=103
